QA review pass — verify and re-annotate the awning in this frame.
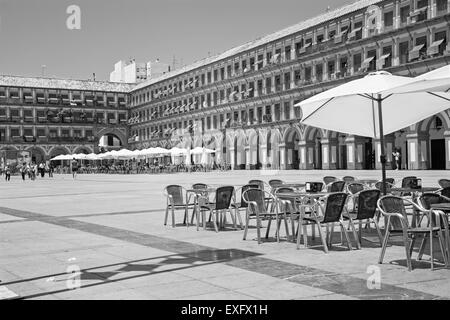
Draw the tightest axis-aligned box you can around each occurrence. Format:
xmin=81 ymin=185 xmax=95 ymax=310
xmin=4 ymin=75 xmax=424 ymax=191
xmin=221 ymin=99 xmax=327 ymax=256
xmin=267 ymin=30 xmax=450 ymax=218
xmin=411 ymin=7 xmax=427 ymax=16
xmin=427 ymin=39 xmax=444 ymax=55
xmin=376 ymin=53 xmax=391 ymax=69
xmin=361 ymin=56 xmax=375 ymax=69
xmin=409 ymin=44 xmax=425 ymax=61
xmin=347 ymin=27 xmax=362 ymax=39
xmin=270 ymin=53 xmax=280 ymax=63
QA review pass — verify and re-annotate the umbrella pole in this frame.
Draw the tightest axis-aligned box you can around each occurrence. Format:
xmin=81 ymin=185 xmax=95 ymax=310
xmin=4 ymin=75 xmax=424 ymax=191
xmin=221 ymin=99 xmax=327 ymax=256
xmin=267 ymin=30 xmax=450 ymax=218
xmin=377 ymin=94 xmax=387 ymax=195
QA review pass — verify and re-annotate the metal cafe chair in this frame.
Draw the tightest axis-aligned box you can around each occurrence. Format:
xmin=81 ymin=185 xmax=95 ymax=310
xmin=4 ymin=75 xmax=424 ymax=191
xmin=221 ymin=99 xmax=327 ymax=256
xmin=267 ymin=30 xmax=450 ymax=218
xmin=327 ymin=180 xmax=346 ymax=192
xmin=342 ymin=189 xmax=383 ymax=249
xmin=377 ymin=196 xmax=448 ymax=271
xmin=346 ymin=182 xmax=366 ymax=195
xmin=375 ymin=181 xmax=395 ymax=194
xmin=301 ymin=192 xmax=352 ymax=253
xmin=343 ymin=176 xmax=356 ymax=183
xmin=323 ymin=176 xmax=338 ymax=186
xmin=197 ymin=186 xmax=238 ymax=232
xmin=438 ymin=179 xmax=450 ymax=189
xmin=268 ymin=179 xmax=284 ymax=189
xmin=231 ymin=184 xmax=260 ymax=230
xmin=163 ymin=185 xmax=195 ymax=228
xmin=249 ymin=179 xmax=273 ymax=204
xmin=440 ymin=187 xmax=450 ymax=199
xmin=275 ymin=187 xmax=297 ymax=242
xmin=242 ymin=188 xmax=289 ymax=244
xmin=417 ymin=193 xmax=450 ymax=264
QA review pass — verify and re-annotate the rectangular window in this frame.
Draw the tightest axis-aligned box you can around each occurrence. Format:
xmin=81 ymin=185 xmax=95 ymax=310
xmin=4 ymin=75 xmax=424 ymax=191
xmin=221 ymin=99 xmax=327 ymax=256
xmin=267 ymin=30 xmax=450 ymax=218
xmin=384 ymin=11 xmax=394 ymax=27
xmin=399 ymin=41 xmax=409 ymax=64
xmin=285 ymin=46 xmax=291 ymax=61
xmin=353 ymin=53 xmax=362 ymax=71
xmin=437 ymin=0 xmax=448 ymax=12
xmin=400 ymin=6 xmax=410 ymax=24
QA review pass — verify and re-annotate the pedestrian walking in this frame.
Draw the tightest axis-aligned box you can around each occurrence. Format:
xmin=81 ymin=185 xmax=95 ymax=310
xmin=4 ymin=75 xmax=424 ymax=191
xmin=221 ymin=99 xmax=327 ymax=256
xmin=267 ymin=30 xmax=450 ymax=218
xmin=392 ymin=148 xmax=401 ymax=170
xmin=20 ymin=163 xmax=27 ymax=181
xmin=71 ymin=158 xmax=79 ymax=179
xmin=4 ymin=165 xmax=11 ymax=181
xmin=48 ymin=162 xmax=54 ymax=178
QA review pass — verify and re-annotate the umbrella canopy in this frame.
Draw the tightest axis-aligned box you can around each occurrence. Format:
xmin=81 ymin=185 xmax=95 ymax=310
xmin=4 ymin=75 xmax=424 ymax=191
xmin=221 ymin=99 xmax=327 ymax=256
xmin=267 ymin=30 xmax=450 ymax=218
xmin=113 ymin=149 xmax=135 ymax=160
xmin=73 ymin=153 xmax=88 ymax=160
xmin=384 ymin=65 xmax=450 ymax=94
xmin=191 ymin=147 xmax=206 ymax=155
xmin=147 ymin=147 xmax=170 ymax=157
xmin=170 ymin=147 xmax=188 ymax=156
xmin=50 ymin=154 xmax=70 ymax=161
xmin=98 ymin=152 xmax=115 ymax=160
xmin=85 ymin=153 xmax=100 ymax=161
xmin=295 ymin=71 xmax=450 ymax=194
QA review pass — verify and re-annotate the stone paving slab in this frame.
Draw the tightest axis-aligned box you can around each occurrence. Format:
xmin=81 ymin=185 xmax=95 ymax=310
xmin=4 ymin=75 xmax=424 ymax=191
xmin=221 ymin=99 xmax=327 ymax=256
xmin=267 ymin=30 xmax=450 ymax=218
xmin=0 ymin=171 xmax=449 ymax=300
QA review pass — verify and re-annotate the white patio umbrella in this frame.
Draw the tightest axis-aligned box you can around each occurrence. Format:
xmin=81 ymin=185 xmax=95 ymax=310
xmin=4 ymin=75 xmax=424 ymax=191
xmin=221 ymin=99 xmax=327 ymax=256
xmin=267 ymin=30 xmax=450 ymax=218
xmin=295 ymin=71 xmax=450 ymax=194
xmin=85 ymin=153 xmax=100 ymax=161
xmin=200 ymin=149 xmax=209 ymax=166
xmin=114 ymin=149 xmax=135 ymax=160
xmin=384 ymin=64 xmax=450 ymax=95
xmin=185 ymin=148 xmax=191 ymax=166
xmin=190 ymin=147 xmax=205 ymax=155
xmin=149 ymin=147 xmax=170 ymax=157
xmin=170 ymin=147 xmax=188 ymax=156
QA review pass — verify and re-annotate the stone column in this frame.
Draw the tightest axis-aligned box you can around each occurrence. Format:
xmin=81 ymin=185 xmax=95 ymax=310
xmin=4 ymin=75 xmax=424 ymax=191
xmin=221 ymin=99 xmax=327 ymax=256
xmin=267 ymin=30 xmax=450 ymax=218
xmin=322 ymin=138 xmax=339 ymax=170
xmin=345 ymin=135 xmax=365 ymax=170
xmin=229 ymin=147 xmax=236 ymax=170
xmin=245 ymin=146 xmax=251 ymax=170
xmin=279 ymin=143 xmax=287 ymax=170
xmin=260 ymin=144 xmax=268 ymax=169
xmin=301 ymin=141 xmax=316 ymax=170
xmin=406 ymin=132 xmax=430 ymax=170
xmin=374 ymin=134 xmax=396 ymax=170
xmin=445 ymin=130 xmax=450 ymax=169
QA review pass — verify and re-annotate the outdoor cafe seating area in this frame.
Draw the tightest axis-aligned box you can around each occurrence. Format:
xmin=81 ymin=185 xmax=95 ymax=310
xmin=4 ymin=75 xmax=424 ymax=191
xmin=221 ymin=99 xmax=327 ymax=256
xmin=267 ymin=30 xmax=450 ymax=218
xmin=164 ymin=177 xmax=450 ymax=272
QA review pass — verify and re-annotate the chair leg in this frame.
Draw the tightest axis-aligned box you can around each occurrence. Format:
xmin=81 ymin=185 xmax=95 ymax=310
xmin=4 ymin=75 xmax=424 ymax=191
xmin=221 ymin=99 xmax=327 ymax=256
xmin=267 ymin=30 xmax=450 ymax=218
xmin=409 ymin=235 xmax=416 ymax=257
xmin=372 ymin=218 xmax=384 ymax=247
xmin=303 ymin=224 xmax=308 ymax=248
xmin=379 ymin=230 xmax=391 ymax=265
xmin=437 ymin=231 xmax=448 ymax=268
xmin=403 ymin=230 xmax=413 ymax=272
xmin=236 ymin=208 xmax=244 ymax=229
xmin=266 ymin=217 xmax=272 ymax=239
xmin=256 ymin=214 xmax=262 ymax=244
xmin=430 ymin=230 xmax=434 ymax=271
xmin=164 ymin=205 xmax=169 ymax=226
xmin=348 ymin=218 xmax=361 ymax=250
xmin=171 ymin=206 xmax=175 ymax=228
xmin=211 ymin=210 xmax=219 ymax=233
xmin=418 ymin=237 xmax=427 ymax=261
xmin=316 ymin=223 xmax=329 ymax=254
xmin=340 ymin=220 xmax=353 ymax=250
xmin=328 ymin=222 xmax=334 ymax=247
xmin=284 ymin=214 xmax=290 ymax=241
xmin=243 ymin=213 xmax=250 ymax=240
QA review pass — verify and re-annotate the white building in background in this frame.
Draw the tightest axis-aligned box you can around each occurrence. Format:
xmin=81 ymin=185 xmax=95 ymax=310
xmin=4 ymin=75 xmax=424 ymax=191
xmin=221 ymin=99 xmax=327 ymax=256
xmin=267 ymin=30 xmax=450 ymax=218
xmin=110 ymin=59 xmax=170 ymax=84
xmin=147 ymin=59 xmax=170 ymax=79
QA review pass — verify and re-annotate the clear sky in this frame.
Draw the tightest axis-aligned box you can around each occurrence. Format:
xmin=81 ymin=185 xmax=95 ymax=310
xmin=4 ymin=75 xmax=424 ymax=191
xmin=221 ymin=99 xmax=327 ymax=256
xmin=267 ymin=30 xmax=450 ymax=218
xmin=0 ymin=0 xmax=354 ymax=81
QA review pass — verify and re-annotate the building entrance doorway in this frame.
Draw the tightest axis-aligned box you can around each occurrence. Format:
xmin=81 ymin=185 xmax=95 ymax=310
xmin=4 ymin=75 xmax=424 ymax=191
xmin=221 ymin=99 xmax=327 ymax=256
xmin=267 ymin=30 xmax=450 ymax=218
xmin=431 ymin=139 xmax=445 ymax=170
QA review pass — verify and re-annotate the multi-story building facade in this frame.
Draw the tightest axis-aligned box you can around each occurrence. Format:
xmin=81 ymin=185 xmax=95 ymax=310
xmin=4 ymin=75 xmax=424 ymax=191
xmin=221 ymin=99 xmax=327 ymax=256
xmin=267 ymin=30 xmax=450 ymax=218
xmin=0 ymin=76 xmax=133 ymax=165
xmin=1 ymin=0 xmax=450 ymax=170
xmin=127 ymin=0 xmax=450 ymax=171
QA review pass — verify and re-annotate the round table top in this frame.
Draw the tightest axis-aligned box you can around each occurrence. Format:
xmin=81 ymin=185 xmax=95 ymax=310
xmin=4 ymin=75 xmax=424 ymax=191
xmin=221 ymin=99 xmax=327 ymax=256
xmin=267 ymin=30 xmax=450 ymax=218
xmin=390 ymin=187 xmax=440 ymax=193
xmin=276 ymin=192 xmax=329 ymax=199
xmin=354 ymin=179 xmax=379 ymax=184
xmin=431 ymin=203 xmax=450 ymax=211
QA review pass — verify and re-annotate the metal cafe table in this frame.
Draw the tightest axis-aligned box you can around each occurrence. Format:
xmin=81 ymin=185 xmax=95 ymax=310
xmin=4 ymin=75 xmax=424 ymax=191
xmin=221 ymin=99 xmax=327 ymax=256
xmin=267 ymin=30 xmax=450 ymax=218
xmin=186 ymin=185 xmax=241 ymax=231
xmin=354 ymin=179 xmax=379 ymax=187
xmin=275 ymin=191 xmax=329 ymax=247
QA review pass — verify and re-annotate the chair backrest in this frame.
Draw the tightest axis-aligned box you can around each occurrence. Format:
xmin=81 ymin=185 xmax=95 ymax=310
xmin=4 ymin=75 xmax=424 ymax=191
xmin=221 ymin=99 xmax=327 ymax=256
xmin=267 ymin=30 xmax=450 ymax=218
xmin=441 ymin=187 xmax=450 ymax=199
xmin=275 ymin=187 xmax=295 ymax=194
xmin=378 ymin=196 xmax=408 ymax=231
xmin=268 ymin=179 xmax=284 ymax=188
xmin=328 ymin=181 xmax=346 ymax=192
xmin=438 ymin=179 xmax=450 ymax=189
xmin=214 ymin=186 xmax=235 ymax=210
xmin=305 ymin=182 xmax=324 ymax=193
xmin=248 ymin=180 xmax=265 ymax=190
xmin=347 ymin=182 xmax=365 ymax=195
xmin=419 ymin=193 xmax=450 ymax=210
xmin=165 ymin=185 xmax=184 ymax=206
xmin=238 ymin=184 xmax=260 ymax=208
xmin=323 ymin=176 xmax=338 ymax=185
xmin=386 ymin=178 xmax=395 ymax=186
xmin=401 ymin=176 xmax=418 ymax=188
xmin=343 ymin=176 xmax=356 ymax=183
xmin=356 ymin=189 xmax=381 ymax=220
xmin=243 ymin=188 xmax=268 ymax=214
xmin=375 ymin=181 xmax=394 ymax=193
xmin=322 ymin=192 xmax=348 ymax=223
xmin=192 ymin=183 xmax=208 ymax=190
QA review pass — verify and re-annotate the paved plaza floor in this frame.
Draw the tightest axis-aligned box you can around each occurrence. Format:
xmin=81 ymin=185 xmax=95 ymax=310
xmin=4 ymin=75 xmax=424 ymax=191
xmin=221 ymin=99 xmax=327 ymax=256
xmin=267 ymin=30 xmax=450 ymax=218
xmin=0 ymin=169 xmax=449 ymax=300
